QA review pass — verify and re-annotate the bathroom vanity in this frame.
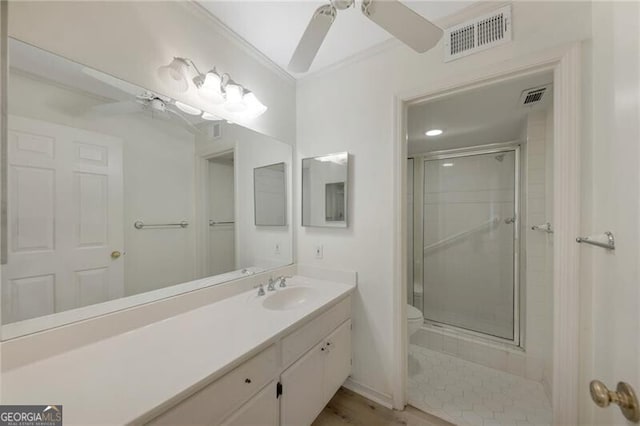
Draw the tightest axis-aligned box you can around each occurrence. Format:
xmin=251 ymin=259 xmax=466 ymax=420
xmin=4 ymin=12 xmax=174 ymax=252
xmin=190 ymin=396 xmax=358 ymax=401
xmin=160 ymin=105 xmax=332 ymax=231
xmin=1 ymin=275 xmax=355 ymax=425
xmin=147 ymin=283 xmax=352 ymax=425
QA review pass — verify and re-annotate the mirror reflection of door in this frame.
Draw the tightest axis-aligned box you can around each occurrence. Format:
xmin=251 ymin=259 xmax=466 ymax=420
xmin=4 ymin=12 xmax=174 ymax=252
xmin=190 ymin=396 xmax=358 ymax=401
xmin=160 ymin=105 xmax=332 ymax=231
xmin=207 ymin=153 xmax=235 ymax=276
xmin=325 ymin=182 xmax=345 ymax=222
xmin=2 ymin=116 xmax=124 ymax=324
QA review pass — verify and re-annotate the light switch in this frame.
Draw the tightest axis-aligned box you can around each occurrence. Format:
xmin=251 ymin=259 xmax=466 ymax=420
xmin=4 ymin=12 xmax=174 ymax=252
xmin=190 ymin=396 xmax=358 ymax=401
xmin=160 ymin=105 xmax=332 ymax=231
xmin=314 ymin=245 xmax=323 ymax=259
xmin=274 ymin=242 xmax=281 ymax=255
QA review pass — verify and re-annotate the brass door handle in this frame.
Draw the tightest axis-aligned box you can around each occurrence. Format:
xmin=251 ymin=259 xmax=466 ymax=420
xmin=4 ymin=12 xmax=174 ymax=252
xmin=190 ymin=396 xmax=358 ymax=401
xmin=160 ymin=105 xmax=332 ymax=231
xmin=111 ymin=251 xmax=122 ymax=259
xmin=590 ymin=380 xmax=640 ymax=422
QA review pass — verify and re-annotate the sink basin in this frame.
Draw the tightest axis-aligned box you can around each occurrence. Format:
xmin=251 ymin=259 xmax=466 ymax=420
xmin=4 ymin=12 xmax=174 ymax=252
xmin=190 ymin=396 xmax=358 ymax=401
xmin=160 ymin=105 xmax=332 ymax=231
xmin=262 ymin=286 xmax=316 ymax=311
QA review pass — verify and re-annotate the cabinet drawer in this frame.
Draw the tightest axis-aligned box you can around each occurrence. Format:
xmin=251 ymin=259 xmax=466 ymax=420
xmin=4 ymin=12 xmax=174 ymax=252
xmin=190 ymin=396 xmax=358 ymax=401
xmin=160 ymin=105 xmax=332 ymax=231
xmin=282 ymin=296 xmax=350 ymax=368
xmin=148 ymin=345 xmax=277 ymax=425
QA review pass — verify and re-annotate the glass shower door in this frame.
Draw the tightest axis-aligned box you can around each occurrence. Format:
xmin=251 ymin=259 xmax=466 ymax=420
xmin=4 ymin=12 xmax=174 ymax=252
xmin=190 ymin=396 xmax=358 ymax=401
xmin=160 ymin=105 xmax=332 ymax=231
xmin=422 ymin=149 xmax=517 ymax=341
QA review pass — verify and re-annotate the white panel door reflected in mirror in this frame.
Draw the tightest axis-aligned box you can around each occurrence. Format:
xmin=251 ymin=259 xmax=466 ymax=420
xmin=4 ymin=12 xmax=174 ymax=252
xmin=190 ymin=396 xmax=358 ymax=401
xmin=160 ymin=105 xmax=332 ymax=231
xmin=254 ymin=162 xmax=287 ymax=226
xmin=302 ymin=152 xmax=349 ymax=228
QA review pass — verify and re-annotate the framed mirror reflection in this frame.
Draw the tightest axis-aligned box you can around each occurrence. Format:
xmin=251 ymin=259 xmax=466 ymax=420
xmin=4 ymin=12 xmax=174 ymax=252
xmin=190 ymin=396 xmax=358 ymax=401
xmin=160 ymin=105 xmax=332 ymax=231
xmin=301 ymin=152 xmax=349 ymax=228
xmin=2 ymin=38 xmax=292 ymax=337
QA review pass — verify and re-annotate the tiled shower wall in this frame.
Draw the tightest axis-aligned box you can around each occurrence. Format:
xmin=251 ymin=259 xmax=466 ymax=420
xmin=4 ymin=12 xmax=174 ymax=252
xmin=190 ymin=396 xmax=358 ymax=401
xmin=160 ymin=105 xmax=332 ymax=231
xmin=411 ymin=107 xmax=554 ymax=399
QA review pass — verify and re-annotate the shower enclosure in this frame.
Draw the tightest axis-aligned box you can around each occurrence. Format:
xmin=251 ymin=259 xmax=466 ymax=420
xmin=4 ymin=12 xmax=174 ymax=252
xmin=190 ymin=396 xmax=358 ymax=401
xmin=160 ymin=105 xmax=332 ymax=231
xmin=409 ymin=145 xmax=520 ymax=344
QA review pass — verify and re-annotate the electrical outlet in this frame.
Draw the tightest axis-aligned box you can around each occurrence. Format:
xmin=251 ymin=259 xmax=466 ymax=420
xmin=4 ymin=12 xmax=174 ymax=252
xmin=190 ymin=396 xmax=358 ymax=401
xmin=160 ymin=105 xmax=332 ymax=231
xmin=314 ymin=245 xmax=323 ymax=259
xmin=274 ymin=242 xmax=281 ymax=255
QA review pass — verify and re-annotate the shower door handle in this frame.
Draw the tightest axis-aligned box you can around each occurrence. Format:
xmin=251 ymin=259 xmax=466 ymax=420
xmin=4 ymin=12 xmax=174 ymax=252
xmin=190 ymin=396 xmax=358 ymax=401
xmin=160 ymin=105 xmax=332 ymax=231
xmin=504 ymin=217 xmax=516 ymax=224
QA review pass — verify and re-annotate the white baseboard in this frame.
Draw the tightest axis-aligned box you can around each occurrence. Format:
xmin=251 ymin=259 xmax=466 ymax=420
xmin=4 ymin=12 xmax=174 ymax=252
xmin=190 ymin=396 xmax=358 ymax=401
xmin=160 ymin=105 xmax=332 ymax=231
xmin=342 ymin=377 xmax=393 ymax=409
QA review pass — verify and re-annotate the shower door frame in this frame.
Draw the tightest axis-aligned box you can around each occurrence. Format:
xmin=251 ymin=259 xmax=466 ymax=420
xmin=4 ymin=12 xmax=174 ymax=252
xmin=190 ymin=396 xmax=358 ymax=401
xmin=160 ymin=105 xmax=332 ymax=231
xmin=411 ymin=143 xmax=522 ymax=347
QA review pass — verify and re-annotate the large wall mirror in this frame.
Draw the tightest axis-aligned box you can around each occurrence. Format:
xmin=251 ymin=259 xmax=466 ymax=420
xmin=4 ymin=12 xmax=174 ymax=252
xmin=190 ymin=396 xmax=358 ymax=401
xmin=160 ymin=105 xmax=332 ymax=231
xmin=302 ymin=152 xmax=349 ymax=228
xmin=1 ymin=38 xmax=293 ymax=338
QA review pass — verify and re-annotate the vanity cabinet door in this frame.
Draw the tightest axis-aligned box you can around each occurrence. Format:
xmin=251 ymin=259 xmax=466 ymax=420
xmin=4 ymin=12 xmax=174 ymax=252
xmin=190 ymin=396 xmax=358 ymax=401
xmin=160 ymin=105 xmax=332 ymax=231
xmin=280 ymin=341 xmax=325 ymax=426
xmin=323 ymin=320 xmax=351 ymax=402
xmin=222 ymin=381 xmax=278 ymax=426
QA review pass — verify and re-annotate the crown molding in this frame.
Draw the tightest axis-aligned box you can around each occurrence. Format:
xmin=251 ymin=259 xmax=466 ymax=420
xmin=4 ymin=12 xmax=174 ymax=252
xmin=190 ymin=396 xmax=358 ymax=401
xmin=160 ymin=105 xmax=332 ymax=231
xmin=178 ymin=1 xmax=296 ymax=86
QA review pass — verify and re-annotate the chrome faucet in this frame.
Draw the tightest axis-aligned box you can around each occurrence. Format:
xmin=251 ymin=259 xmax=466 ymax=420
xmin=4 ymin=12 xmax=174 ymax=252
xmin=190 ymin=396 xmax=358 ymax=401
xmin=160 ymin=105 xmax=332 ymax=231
xmin=267 ymin=278 xmax=277 ymax=291
xmin=255 ymin=284 xmax=265 ymax=296
xmin=276 ymin=276 xmax=292 ymax=288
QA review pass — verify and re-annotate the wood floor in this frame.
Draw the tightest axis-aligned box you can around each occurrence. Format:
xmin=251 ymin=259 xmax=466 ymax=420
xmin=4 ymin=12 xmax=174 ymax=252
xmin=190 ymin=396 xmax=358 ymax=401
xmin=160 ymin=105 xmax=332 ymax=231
xmin=312 ymin=387 xmax=454 ymax=426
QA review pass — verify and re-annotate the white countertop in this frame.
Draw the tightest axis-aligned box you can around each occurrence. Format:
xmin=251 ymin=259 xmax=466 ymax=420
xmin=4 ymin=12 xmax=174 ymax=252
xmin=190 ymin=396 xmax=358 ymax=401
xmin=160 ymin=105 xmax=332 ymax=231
xmin=1 ymin=276 xmax=355 ymax=425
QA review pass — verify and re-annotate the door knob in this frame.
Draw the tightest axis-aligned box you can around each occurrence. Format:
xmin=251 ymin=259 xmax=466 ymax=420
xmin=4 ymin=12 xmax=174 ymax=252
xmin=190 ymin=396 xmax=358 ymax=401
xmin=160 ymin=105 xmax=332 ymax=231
xmin=590 ymin=380 xmax=640 ymax=422
xmin=111 ymin=250 xmax=122 ymax=259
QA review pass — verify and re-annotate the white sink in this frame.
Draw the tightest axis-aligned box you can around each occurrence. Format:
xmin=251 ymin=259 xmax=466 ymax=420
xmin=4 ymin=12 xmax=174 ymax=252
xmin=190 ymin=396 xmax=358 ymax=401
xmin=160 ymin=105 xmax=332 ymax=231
xmin=262 ymin=286 xmax=316 ymax=311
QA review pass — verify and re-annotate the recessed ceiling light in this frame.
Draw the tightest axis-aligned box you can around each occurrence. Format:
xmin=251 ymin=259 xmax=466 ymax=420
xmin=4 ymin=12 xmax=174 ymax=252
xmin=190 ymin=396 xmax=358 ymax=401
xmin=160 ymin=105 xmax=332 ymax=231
xmin=442 ymin=162 xmax=454 ymax=167
xmin=425 ymin=129 xmax=443 ymax=137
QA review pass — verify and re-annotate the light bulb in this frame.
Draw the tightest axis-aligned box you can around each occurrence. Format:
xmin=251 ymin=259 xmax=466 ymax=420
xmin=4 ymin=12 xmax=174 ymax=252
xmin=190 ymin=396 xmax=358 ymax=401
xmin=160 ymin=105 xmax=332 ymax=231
xmin=174 ymin=101 xmax=201 ymax=115
xmin=224 ymin=82 xmax=247 ymax=113
xmin=198 ymin=70 xmax=225 ymax=105
xmin=243 ymin=91 xmax=267 ymax=118
xmin=157 ymin=58 xmax=189 ymax=93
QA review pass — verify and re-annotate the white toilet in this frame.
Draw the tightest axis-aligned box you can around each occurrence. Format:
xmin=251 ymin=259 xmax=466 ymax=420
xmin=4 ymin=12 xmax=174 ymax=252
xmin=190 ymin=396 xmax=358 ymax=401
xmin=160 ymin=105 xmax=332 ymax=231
xmin=407 ymin=304 xmax=424 ymax=337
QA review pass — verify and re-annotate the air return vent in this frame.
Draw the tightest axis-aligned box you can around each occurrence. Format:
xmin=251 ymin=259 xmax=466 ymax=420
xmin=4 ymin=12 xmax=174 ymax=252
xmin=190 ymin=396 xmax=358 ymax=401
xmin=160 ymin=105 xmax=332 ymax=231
xmin=444 ymin=6 xmax=512 ymax=62
xmin=520 ymin=85 xmax=552 ymax=106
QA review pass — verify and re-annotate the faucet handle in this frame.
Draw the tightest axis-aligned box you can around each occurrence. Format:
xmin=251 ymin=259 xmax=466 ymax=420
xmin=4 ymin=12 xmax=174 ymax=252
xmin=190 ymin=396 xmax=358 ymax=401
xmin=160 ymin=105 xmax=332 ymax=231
xmin=267 ymin=278 xmax=276 ymax=291
xmin=254 ymin=284 xmax=265 ymax=296
xmin=278 ymin=276 xmax=292 ymax=288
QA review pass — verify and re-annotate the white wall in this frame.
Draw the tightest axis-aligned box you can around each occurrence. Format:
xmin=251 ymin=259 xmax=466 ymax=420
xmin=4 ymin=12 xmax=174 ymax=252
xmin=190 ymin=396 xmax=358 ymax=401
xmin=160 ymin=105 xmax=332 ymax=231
xmin=524 ymin=109 xmax=554 ymax=397
xmin=8 ymin=70 xmax=197 ymax=297
xmin=296 ymin=1 xmax=591 ymax=400
xmin=7 ymin=1 xmax=296 ymax=145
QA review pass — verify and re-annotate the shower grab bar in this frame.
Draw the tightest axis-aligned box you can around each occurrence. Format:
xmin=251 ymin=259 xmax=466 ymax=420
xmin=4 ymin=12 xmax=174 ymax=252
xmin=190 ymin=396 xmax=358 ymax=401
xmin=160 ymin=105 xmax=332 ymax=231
xmin=424 ymin=217 xmax=501 ymax=252
xmin=134 ymin=220 xmax=189 ymax=229
xmin=576 ymin=231 xmax=615 ymax=250
xmin=531 ymin=222 xmax=554 ymax=233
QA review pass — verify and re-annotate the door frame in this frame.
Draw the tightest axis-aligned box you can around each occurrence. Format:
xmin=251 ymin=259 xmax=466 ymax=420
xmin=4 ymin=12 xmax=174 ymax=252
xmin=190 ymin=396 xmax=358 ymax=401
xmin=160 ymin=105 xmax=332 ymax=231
xmin=194 ymin=148 xmax=236 ymax=278
xmin=392 ymin=42 xmax=582 ymax=425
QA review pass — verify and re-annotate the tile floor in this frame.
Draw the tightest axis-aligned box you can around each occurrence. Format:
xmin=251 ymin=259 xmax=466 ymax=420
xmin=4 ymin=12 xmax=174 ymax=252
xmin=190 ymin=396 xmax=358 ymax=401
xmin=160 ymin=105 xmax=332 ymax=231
xmin=408 ymin=344 xmax=552 ymax=426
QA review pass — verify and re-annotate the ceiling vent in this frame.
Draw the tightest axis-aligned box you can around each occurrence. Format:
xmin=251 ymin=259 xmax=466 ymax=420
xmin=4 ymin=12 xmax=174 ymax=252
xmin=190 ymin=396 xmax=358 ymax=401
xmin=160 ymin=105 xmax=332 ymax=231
xmin=444 ymin=6 xmax=512 ymax=62
xmin=520 ymin=84 xmax=552 ymax=107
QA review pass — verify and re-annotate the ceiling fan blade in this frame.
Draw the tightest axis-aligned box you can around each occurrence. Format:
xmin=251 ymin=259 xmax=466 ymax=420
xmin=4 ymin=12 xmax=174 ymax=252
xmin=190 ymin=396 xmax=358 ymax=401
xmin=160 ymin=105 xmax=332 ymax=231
xmin=88 ymin=101 xmax=143 ymax=116
xmin=361 ymin=0 xmax=443 ymax=53
xmin=288 ymin=4 xmax=337 ymax=73
xmin=81 ymin=67 xmax=145 ymax=97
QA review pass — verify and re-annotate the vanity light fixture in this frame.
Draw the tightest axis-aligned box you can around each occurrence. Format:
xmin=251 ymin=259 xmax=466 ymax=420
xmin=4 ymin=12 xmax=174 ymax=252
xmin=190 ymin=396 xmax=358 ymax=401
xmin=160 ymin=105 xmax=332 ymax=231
xmin=158 ymin=56 xmax=268 ymax=120
xmin=425 ymin=129 xmax=443 ymax=137
xmin=442 ymin=162 xmax=454 ymax=167
xmin=195 ymin=68 xmax=225 ymax=105
xmin=223 ymin=80 xmax=247 ymax=113
xmin=157 ymin=58 xmax=190 ymax=93
xmin=243 ymin=90 xmax=268 ymax=118
xmin=174 ymin=101 xmax=202 ymax=115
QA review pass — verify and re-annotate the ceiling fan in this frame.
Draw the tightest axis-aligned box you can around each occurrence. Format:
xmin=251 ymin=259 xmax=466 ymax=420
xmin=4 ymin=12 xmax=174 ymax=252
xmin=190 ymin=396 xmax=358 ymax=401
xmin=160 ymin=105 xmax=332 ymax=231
xmin=89 ymin=92 xmax=205 ymax=134
xmin=289 ymin=0 xmax=444 ymax=73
